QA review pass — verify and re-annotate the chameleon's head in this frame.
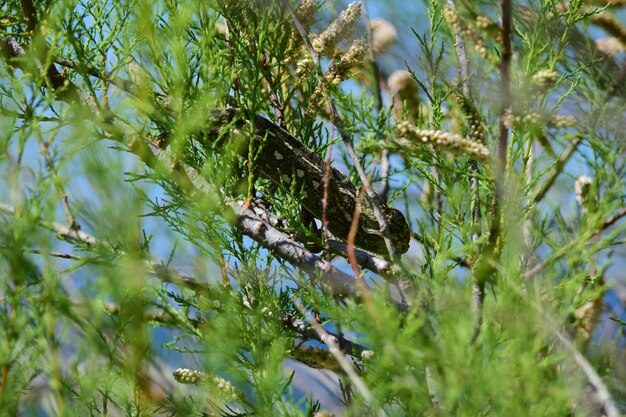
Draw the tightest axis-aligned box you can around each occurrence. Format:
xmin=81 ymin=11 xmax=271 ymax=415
xmin=358 ymin=204 xmax=411 ymax=256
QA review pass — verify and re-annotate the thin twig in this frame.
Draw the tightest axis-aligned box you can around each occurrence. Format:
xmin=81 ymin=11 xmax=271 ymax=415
xmin=346 ymin=191 xmax=375 ymax=307
xmin=497 ymin=0 xmax=512 ymax=178
xmin=0 ymin=202 xmax=219 ymax=296
xmin=322 ymin=129 xmax=335 ymax=261
xmin=0 ymin=246 xmax=81 ymax=260
xmin=326 ymin=240 xmax=400 ymax=279
xmin=532 ymin=137 xmax=582 ymax=205
xmin=552 ymin=327 xmax=620 ymax=417
xmin=447 ymin=0 xmax=484 ymax=343
xmin=54 ymin=57 xmax=141 ymax=95
xmin=288 ymin=3 xmax=400 ymax=263
xmin=600 ymin=206 xmax=626 ymax=230
xmin=104 ymin=303 xmax=201 ymax=328
xmin=362 ymin=2 xmax=390 ymax=202
xmin=34 ymin=128 xmax=80 ymax=231
xmin=474 ymin=0 xmax=513 ymax=285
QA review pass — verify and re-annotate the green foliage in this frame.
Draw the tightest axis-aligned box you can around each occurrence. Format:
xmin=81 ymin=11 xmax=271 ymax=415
xmin=1 ymin=0 xmax=626 ymax=416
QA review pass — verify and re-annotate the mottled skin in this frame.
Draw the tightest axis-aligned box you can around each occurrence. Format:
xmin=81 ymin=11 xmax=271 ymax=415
xmin=202 ymin=108 xmax=410 ymax=255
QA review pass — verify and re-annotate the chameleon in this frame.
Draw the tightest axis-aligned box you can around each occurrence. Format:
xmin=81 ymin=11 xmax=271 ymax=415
xmin=201 ymin=108 xmax=411 ymax=255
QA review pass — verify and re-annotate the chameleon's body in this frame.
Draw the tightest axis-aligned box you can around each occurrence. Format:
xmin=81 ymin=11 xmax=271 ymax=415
xmin=203 ymin=108 xmax=410 ymax=255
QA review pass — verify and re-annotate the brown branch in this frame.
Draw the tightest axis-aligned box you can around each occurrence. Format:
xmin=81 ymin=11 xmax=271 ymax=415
xmin=600 ymin=206 xmax=626 ymax=230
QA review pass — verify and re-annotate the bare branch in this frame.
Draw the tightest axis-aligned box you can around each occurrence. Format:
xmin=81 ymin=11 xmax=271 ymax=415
xmin=283 ymin=313 xmax=371 ymax=359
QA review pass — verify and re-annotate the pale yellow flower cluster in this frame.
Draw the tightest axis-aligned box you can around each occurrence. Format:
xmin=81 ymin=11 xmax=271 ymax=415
xmin=548 ymin=115 xmax=576 ymax=129
xmin=174 ymin=368 xmax=207 ymax=384
xmin=296 ymin=56 xmax=314 ymax=78
xmin=443 ymin=6 xmax=497 ymax=65
xmin=296 ymin=0 xmax=317 ymax=32
xmin=504 ymin=111 xmax=575 ymax=129
xmin=173 ymin=368 xmax=238 ymax=400
xmin=474 ymin=15 xmax=492 ymax=29
xmin=327 ymin=39 xmax=368 ymax=85
xmin=474 ymin=15 xmax=502 ymax=43
xmin=591 ymin=12 xmax=626 ymax=49
xmin=312 ymin=2 xmax=361 ymax=56
xmin=370 ymin=18 xmax=397 ymax=56
xmin=388 ymin=70 xmax=420 ymax=120
xmin=596 ymin=37 xmax=624 ymax=56
xmin=213 ymin=375 xmax=238 ymax=401
xmin=574 ymin=175 xmax=593 ymax=210
xmin=394 ymin=122 xmax=490 ymax=161
xmin=531 ymin=69 xmax=559 ymax=93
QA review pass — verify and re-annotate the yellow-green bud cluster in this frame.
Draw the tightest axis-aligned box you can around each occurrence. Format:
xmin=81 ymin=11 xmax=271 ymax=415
xmin=443 ymin=6 xmax=498 ymax=65
xmin=547 ymin=115 xmax=576 ymax=129
xmin=503 ymin=111 xmax=541 ymax=129
xmin=394 ymin=122 xmax=490 ymax=161
xmin=504 ymin=111 xmax=575 ymax=129
xmin=174 ymin=368 xmax=208 ymax=384
xmin=370 ymin=19 xmax=397 ymax=56
xmin=475 ymin=15 xmax=503 ymax=43
xmin=304 ymin=85 xmax=325 ymax=118
xmin=312 ymin=2 xmax=361 ymax=56
xmin=173 ymin=368 xmax=238 ymax=400
xmin=455 ymin=94 xmax=486 ymax=143
xmin=296 ymin=56 xmax=314 ymax=78
xmin=213 ymin=375 xmax=238 ymax=401
xmin=531 ymin=69 xmax=559 ymax=93
xmin=327 ymin=39 xmax=368 ymax=85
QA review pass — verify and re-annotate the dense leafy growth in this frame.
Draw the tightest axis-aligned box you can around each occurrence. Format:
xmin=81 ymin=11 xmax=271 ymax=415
xmin=1 ymin=0 xmax=625 ymax=416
